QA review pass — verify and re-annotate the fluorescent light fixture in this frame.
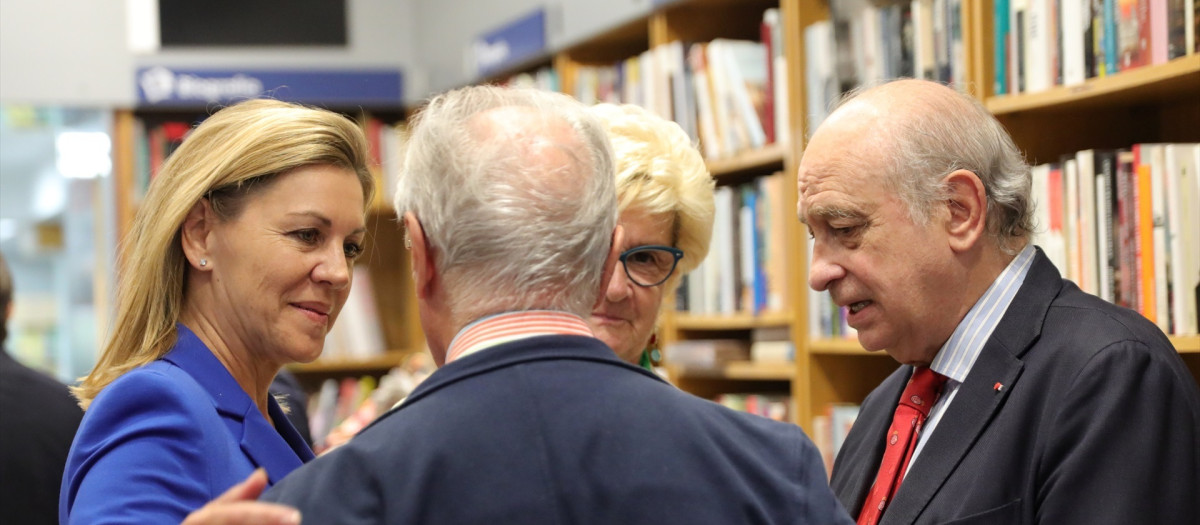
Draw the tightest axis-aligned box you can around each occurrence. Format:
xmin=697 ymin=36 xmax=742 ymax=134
xmin=56 ymin=131 xmax=112 ymax=179
xmin=0 ymin=218 xmax=15 ymax=242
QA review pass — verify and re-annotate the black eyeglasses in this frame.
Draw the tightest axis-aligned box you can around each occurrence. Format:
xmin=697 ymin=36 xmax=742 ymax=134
xmin=619 ymin=245 xmax=684 ymax=287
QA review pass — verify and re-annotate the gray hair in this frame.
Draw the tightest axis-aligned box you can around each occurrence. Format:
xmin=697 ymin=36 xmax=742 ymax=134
xmin=394 ymin=85 xmax=617 ymax=319
xmin=841 ymin=81 xmax=1033 ymax=253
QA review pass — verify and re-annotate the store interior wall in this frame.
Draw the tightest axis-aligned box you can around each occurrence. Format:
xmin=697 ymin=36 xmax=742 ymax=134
xmin=0 ymin=0 xmax=660 ymax=379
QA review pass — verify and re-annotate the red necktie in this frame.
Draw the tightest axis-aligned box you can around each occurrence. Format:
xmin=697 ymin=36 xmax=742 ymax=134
xmin=857 ymin=367 xmax=948 ymax=525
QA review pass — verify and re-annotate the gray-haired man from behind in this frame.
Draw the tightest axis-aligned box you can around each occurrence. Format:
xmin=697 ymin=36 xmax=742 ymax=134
xmin=262 ymin=85 xmax=852 ymax=524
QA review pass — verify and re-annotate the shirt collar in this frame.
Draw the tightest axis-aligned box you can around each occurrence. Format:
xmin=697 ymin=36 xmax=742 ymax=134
xmin=930 ymin=243 xmax=1036 ymax=382
xmin=444 ymin=310 xmax=595 ymax=364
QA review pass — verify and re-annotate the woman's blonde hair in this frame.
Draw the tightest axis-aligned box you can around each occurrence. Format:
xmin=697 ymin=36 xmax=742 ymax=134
xmin=73 ymin=98 xmax=374 ymax=409
xmin=587 ymin=103 xmax=715 ymax=298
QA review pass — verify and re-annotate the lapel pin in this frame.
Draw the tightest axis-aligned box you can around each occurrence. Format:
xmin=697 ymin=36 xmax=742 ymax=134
xmin=993 ymin=382 xmax=1004 ymax=392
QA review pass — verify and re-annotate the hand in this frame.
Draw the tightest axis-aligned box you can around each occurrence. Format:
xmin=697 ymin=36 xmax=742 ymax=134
xmin=181 ymin=469 xmax=302 ymax=525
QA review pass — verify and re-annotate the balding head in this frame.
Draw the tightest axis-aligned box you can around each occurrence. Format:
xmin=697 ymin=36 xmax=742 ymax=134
xmin=813 ymin=79 xmax=1033 ymax=251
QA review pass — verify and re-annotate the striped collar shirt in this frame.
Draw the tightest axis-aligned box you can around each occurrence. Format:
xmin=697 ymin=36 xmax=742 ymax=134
xmin=929 ymin=243 xmax=1037 ymax=382
xmin=909 ymin=243 xmax=1036 ymax=471
xmin=444 ymin=310 xmax=595 ymax=364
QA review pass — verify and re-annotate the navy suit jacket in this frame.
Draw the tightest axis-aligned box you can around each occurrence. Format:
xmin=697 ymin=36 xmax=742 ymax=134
xmin=830 ymin=249 xmax=1200 ymax=524
xmin=0 ymin=350 xmax=83 ymax=525
xmin=60 ymin=325 xmax=314 ymax=524
xmin=264 ymin=334 xmax=853 ymax=524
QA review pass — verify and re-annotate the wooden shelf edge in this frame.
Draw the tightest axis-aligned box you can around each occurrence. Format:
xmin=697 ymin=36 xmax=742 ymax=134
xmin=667 ymin=360 xmax=795 ymax=380
xmin=673 ymin=310 xmax=793 ymax=330
xmin=1172 ymin=335 xmax=1200 ymax=354
xmin=807 ymin=338 xmax=876 ymax=356
xmin=288 ymin=349 xmax=411 ymax=374
xmin=986 ymin=54 xmax=1200 ymax=115
xmin=808 ymin=335 xmax=1200 ymax=355
xmin=705 ymin=142 xmax=787 ymax=177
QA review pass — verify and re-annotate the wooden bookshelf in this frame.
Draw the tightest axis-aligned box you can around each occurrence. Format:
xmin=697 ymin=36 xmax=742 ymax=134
xmin=706 ymin=142 xmax=787 ymax=179
xmin=808 ymin=338 xmax=872 ymax=356
xmin=674 ymin=310 xmax=792 ymax=330
xmin=667 ymin=360 xmax=794 ymax=380
xmin=288 ymin=349 xmax=410 ymax=374
xmin=986 ymin=55 xmax=1200 ymax=116
xmin=811 ymin=335 xmax=1200 ymax=354
xmin=1173 ymin=336 xmax=1200 ymax=354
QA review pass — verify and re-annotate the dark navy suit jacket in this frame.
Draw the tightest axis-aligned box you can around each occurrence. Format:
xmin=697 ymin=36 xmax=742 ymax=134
xmin=0 ymin=350 xmax=83 ymax=525
xmin=830 ymin=249 xmax=1200 ymax=524
xmin=264 ymin=334 xmax=853 ymax=524
xmin=60 ymin=325 xmax=314 ymax=524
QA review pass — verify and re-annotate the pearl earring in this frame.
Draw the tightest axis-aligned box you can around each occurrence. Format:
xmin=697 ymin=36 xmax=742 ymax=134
xmin=200 ymin=258 xmax=208 ymax=267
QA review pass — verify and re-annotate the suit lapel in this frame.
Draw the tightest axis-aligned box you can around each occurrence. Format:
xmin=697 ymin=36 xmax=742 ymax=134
xmin=883 ymin=250 xmax=1063 ymax=524
xmin=239 ymin=397 xmax=310 ymax=484
xmin=164 ymin=324 xmax=312 ymax=484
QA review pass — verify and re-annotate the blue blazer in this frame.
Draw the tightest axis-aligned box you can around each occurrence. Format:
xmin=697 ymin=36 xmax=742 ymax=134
xmin=60 ymin=325 xmax=314 ymax=524
xmin=263 ymin=334 xmax=853 ymax=524
xmin=830 ymin=248 xmax=1200 ymax=524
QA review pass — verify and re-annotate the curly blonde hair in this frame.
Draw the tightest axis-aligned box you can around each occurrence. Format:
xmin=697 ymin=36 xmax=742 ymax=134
xmin=588 ymin=103 xmax=715 ymax=296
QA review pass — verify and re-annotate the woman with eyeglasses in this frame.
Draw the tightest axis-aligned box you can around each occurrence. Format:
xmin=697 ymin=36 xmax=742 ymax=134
xmin=586 ymin=103 xmax=715 ymax=371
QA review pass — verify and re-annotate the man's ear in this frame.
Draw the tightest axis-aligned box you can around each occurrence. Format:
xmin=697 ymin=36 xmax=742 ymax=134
xmin=181 ymin=199 xmax=215 ymax=270
xmin=943 ymin=169 xmax=987 ymax=253
xmin=403 ymin=212 xmax=436 ymax=299
xmin=592 ymin=224 xmax=624 ymax=310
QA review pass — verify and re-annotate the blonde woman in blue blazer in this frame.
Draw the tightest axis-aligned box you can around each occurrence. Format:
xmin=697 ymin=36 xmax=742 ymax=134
xmin=60 ymin=99 xmax=375 ymax=524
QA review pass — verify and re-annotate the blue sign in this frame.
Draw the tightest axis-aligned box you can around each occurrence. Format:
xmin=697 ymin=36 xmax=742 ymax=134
xmin=472 ymin=8 xmax=547 ymax=77
xmin=135 ymin=67 xmax=403 ymax=108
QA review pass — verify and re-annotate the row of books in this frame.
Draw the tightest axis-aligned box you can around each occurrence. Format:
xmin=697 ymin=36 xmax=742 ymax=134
xmin=130 ymin=115 xmax=407 ymax=209
xmin=362 ymin=117 xmax=407 ymax=208
xmin=321 ymin=266 xmax=388 ymax=360
xmin=663 ymin=327 xmax=795 ymax=368
xmin=995 ymin=0 xmax=1200 ymax=96
xmin=130 ymin=118 xmax=192 ymax=204
xmin=811 ymin=403 xmax=861 ymax=476
xmin=1030 ymin=143 xmax=1200 ymax=336
xmin=803 ymin=0 xmax=966 ymax=136
xmin=676 ymin=172 xmax=791 ymax=316
xmin=807 ymin=286 xmax=859 ymax=340
xmin=562 ymin=8 xmax=788 ymax=162
xmin=714 ymin=393 xmax=793 ymax=423
xmin=307 ymin=353 xmax=435 ymax=453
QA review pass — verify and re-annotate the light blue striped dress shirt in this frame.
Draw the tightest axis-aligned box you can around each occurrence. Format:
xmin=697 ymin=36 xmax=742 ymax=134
xmin=907 ymin=243 xmax=1037 ymax=472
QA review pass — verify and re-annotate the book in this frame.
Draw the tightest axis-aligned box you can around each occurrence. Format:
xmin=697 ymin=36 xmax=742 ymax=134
xmin=1163 ymin=144 xmax=1200 ymax=334
xmin=1115 ymin=149 xmax=1138 ymax=310
xmin=750 ymin=326 xmax=793 ymax=363
xmin=1063 ymin=0 xmax=1088 ymax=85
xmin=1094 ymin=149 xmax=1119 ymax=303
xmin=1132 ymin=144 xmax=1158 ymax=324
xmin=1075 ymin=150 xmax=1100 ymax=295
xmin=995 ymin=0 xmax=1012 ymax=93
xmin=663 ymin=339 xmax=751 ymax=368
xmin=805 ymin=21 xmax=837 ymax=135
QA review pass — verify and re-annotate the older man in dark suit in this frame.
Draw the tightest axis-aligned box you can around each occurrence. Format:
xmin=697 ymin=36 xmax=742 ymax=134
xmin=262 ymin=85 xmax=852 ymax=524
xmin=0 ymin=250 xmax=84 ymax=524
xmin=799 ymin=79 xmax=1200 ymax=524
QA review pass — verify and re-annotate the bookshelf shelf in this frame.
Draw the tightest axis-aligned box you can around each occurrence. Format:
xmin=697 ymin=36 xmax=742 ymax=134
xmin=986 ymin=55 xmax=1200 ymax=116
xmin=287 ymin=350 xmax=410 ymax=374
xmin=706 ymin=142 xmax=787 ymax=179
xmin=809 ymin=336 xmax=1200 ymax=355
xmin=667 ymin=360 xmax=795 ymax=380
xmin=807 ymin=338 xmax=872 ymax=356
xmin=674 ymin=310 xmax=792 ymax=330
xmin=1173 ymin=336 xmax=1200 ymax=354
